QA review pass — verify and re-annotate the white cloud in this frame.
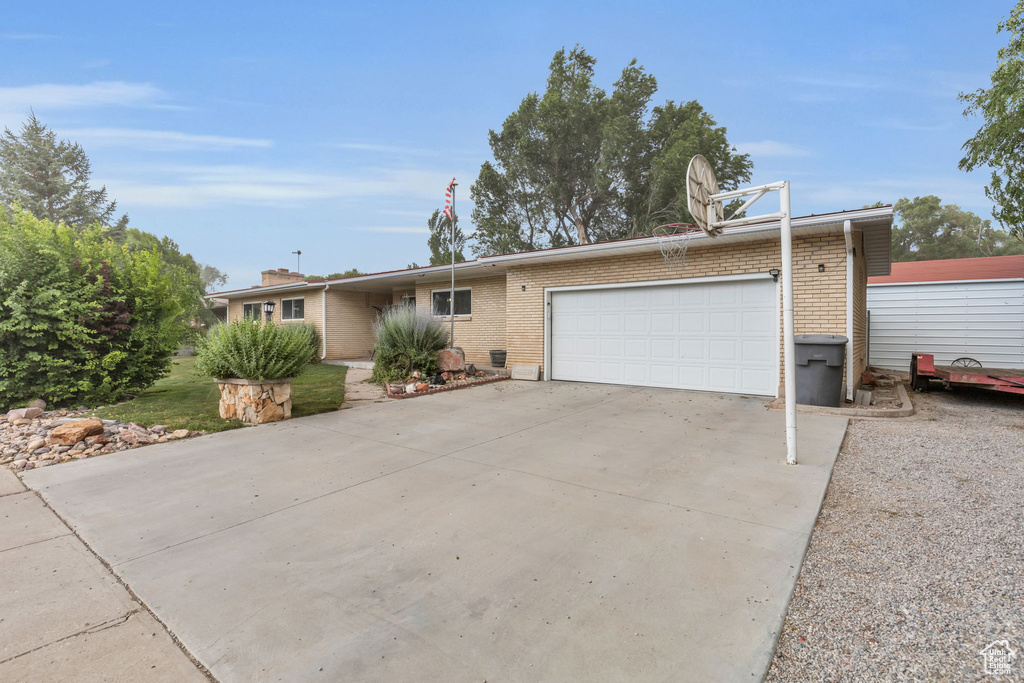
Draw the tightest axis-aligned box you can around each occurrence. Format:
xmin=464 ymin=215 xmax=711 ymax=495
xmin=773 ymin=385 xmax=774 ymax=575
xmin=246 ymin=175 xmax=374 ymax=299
xmin=355 ymin=226 xmax=430 ymax=234
xmin=735 ymin=140 xmax=813 ymax=158
xmin=334 ymin=142 xmax=436 ymax=156
xmin=803 ymin=175 xmax=990 ymax=212
xmin=104 ymin=164 xmax=470 ymax=208
xmin=0 ymin=81 xmax=166 ymax=110
xmin=60 ymin=128 xmax=272 ymax=151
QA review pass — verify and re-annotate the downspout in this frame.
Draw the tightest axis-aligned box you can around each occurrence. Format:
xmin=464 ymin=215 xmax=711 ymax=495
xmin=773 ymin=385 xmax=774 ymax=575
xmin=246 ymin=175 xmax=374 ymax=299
xmin=321 ymin=284 xmax=329 ymax=360
xmin=844 ymin=220 xmax=855 ymax=402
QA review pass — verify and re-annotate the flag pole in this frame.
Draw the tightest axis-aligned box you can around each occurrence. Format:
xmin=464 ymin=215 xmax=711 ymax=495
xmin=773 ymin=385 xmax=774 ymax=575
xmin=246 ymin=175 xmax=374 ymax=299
xmin=450 ymin=181 xmax=456 ymax=349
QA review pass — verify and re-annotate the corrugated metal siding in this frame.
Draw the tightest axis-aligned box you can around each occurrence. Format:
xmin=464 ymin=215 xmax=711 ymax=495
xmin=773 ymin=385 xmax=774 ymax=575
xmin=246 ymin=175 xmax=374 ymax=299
xmin=867 ymin=280 xmax=1024 ymax=370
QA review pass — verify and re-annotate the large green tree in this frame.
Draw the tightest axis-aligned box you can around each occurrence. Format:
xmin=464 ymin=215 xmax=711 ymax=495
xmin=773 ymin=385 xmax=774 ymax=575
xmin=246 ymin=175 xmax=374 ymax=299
xmin=0 ymin=113 xmax=129 ymax=233
xmin=959 ymin=1 xmax=1024 ymax=236
xmin=426 ymin=209 xmax=466 ymax=265
xmin=891 ymin=195 xmax=1024 ymax=261
xmin=470 ymin=46 xmax=752 ymax=255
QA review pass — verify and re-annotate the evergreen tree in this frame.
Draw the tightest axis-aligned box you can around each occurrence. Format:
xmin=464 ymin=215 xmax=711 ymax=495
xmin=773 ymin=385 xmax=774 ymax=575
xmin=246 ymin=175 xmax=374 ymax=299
xmin=426 ymin=208 xmax=466 ymax=264
xmin=0 ymin=113 xmax=129 ymax=235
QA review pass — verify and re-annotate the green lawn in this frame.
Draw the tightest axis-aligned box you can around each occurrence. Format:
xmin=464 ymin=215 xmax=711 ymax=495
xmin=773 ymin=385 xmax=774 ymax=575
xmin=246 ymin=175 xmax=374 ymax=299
xmin=92 ymin=357 xmax=348 ymax=433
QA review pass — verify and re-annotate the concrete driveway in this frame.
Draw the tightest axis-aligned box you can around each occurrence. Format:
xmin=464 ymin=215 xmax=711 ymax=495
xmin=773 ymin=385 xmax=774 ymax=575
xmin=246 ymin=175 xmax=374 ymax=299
xmin=23 ymin=381 xmax=847 ymax=681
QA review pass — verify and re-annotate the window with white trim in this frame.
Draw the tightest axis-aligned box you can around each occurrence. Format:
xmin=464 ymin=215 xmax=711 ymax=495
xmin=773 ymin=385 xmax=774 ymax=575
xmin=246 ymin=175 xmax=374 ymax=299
xmin=281 ymin=297 xmax=305 ymax=321
xmin=431 ymin=287 xmax=471 ymax=317
xmin=242 ymin=302 xmax=261 ymax=319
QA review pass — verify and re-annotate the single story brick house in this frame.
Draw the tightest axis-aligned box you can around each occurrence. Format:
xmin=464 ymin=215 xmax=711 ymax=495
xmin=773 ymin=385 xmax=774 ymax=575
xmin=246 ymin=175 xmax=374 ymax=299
xmin=209 ymin=205 xmax=893 ymax=399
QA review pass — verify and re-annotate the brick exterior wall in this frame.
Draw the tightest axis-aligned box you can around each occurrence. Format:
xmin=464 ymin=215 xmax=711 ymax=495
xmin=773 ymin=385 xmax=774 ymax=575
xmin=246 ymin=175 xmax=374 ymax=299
xmin=227 ymin=287 xmax=392 ymax=360
xmin=504 ymin=232 xmax=856 ymax=392
xmin=414 ymin=275 xmax=507 ymax=367
xmin=260 ymin=269 xmax=305 ymax=286
xmin=227 ymin=287 xmax=327 ymax=352
xmin=323 ymin=289 xmax=391 ymax=359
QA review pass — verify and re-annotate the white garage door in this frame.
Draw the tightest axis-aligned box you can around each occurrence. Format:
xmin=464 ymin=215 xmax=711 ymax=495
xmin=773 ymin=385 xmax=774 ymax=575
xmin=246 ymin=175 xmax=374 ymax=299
xmin=550 ymin=278 xmax=777 ymax=395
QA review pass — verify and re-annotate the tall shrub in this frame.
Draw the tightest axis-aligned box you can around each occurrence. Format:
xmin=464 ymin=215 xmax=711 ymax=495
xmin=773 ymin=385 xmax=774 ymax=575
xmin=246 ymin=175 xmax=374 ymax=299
xmin=195 ymin=320 xmax=318 ymax=381
xmin=0 ymin=208 xmax=190 ymax=407
xmin=370 ymin=306 xmax=449 ymax=384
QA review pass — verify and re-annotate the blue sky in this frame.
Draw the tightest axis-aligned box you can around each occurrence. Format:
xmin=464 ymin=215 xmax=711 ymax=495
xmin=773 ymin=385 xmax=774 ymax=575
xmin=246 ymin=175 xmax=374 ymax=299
xmin=0 ymin=1 xmax=1011 ymax=288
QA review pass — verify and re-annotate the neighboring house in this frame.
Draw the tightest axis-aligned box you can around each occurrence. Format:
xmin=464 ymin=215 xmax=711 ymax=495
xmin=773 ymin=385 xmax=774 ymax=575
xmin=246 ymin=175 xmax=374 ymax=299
xmin=868 ymin=255 xmax=1024 ymax=371
xmin=209 ymin=206 xmax=893 ymax=399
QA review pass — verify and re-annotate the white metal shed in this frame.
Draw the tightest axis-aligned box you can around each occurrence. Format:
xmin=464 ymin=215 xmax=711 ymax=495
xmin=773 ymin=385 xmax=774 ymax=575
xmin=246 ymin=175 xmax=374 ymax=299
xmin=867 ymin=255 xmax=1024 ymax=371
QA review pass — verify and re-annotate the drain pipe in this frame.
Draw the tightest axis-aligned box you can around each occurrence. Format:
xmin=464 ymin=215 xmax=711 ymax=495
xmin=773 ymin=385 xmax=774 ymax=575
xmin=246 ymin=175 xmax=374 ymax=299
xmin=844 ymin=220 xmax=855 ymax=402
xmin=321 ymin=283 xmax=330 ymax=360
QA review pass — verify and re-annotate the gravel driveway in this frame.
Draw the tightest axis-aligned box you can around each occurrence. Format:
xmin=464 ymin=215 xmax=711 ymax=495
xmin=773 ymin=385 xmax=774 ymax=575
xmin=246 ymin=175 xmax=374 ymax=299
xmin=767 ymin=384 xmax=1023 ymax=681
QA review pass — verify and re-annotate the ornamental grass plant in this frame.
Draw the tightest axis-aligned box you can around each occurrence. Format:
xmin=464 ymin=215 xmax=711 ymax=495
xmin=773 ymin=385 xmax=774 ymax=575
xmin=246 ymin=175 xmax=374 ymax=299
xmin=196 ymin=320 xmax=319 ymax=381
xmin=370 ymin=305 xmax=449 ymax=385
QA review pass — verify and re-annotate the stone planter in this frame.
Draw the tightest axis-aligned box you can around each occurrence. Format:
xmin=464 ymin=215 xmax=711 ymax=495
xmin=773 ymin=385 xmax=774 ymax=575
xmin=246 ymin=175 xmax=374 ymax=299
xmin=216 ymin=378 xmax=292 ymax=425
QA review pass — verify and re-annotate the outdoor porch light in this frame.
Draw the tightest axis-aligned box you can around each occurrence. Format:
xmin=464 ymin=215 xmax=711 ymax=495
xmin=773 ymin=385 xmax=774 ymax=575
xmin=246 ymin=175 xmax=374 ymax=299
xmin=769 ymin=268 xmax=780 ymax=282
xmin=263 ymin=300 xmax=275 ymax=322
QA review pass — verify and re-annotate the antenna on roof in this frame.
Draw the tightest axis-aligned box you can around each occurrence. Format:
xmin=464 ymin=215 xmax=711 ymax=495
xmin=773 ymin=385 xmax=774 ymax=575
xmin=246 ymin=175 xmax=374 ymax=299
xmin=292 ymin=250 xmax=302 ymax=273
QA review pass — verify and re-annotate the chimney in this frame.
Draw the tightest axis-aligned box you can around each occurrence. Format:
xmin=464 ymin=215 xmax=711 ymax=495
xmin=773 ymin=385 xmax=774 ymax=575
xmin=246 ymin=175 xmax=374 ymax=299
xmin=261 ymin=267 xmax=305 ymax=287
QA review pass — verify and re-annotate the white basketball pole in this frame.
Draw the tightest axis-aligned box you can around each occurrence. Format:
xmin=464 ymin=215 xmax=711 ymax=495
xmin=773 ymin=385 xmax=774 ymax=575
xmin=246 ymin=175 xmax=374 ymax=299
xmin=707 ymin=179 xmax=798 ymax=465
xmin=780 ymin=181 xmax=797 ymax=465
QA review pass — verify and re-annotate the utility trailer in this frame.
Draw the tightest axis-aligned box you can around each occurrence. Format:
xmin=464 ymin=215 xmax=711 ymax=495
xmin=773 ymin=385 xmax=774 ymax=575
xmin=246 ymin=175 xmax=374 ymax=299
xmin=910 ymin=353 xmax=1024 ymax=396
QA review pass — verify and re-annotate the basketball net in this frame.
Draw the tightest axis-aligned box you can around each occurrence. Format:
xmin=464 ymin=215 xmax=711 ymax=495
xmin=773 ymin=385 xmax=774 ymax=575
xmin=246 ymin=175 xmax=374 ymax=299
xmin=652 ymin=224 xmax=696 ymax=268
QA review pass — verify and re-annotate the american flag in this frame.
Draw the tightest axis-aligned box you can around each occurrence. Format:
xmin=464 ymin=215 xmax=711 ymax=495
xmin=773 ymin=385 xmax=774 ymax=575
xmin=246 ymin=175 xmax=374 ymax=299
xmin=443 ymin=177 xmax=456 ymax=220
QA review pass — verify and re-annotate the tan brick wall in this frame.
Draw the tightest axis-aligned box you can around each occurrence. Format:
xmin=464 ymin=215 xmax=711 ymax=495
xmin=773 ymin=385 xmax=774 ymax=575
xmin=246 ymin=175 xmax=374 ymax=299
xmin=323 ymin=289 xmax=391 ymax=359
xmin=505 ymin=233 xmax=855 ymax=390
xmin=415 ymin=275 xmax=506 ymax=367
xmin=227 ymin=288 xmax=327 ymax=354
xmin=260 ymin=269 xmax=305 ymax=286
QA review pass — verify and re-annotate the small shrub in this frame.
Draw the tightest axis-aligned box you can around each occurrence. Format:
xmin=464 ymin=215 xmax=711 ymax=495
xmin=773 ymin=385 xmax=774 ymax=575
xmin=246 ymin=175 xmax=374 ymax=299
xmin=370 ymin=306 xmax=449 ymax=385
xmin=196 ymin=320 xmax=318 ymax=381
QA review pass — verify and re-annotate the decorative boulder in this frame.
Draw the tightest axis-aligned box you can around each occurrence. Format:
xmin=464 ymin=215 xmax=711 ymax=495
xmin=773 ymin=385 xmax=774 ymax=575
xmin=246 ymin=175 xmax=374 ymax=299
xmin=49 ymin=418 xmax=104 ymax=446
xmin=415 ymin=382 xmax=430 ymax=392
xmin=437 ymin=348 xmax=466 ymax=372
xmin=6 ymin=408 xmax=27 ymax=421
xmin=27 ymin=399 xmax=46 ymax=411
xmin=23 ymin=406 xmax=44 ymax=420
xmin=216 ymin=378 xmax=292 ymax=425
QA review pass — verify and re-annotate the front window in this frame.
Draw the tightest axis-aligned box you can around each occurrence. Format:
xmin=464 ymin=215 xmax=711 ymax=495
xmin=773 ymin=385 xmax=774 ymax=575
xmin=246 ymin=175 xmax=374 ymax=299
xmin=431 ymin=288 xmax=471 ymax=317
xmin=242 ymin=302 xmax=260 ymax=319
xmin=281 ymin=297 xmax=305 ymax=321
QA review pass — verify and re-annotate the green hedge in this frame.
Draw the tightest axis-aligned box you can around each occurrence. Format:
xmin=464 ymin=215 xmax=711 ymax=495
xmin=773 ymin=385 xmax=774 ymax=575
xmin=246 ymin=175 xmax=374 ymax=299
xmin=0 ymin=208 xmax=191 ymax=407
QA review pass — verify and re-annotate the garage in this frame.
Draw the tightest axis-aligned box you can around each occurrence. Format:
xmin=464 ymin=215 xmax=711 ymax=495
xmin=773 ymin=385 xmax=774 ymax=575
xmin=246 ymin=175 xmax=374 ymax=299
xmin=548 ymin=275 xmax=778 ymax=395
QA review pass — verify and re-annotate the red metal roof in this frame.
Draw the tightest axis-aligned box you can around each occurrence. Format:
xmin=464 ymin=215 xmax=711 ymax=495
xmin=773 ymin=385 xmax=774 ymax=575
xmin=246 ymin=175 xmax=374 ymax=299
xmin=868 ymin=255 xmax=1024 ymax=284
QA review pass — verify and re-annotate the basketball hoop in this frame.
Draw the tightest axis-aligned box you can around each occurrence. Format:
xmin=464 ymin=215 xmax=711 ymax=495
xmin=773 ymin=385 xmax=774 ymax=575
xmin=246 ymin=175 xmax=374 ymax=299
xmin=652 ymin=224 xmax=694 ymax=268
xmin=686 ymin=155 xmax=724 ymax=235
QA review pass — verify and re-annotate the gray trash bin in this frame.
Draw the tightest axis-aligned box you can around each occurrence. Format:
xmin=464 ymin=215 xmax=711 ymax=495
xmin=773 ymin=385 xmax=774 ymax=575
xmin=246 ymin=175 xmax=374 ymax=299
xmin=794 ymin=334 xmax=848 ymax=407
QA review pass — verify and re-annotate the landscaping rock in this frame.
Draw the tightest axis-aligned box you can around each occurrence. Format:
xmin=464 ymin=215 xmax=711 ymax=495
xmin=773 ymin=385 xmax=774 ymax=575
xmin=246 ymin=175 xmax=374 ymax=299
xmin=151 ymin=425 xmax=166 ymax=434
xmin=26 ymin=437 xmax=46 ymax=452
xmin=437 ymin=348 xmax=466 ymax=372
xmin=6 ymin=408 xmax=27 ymax=421
xmin=12 ymin=459 xmax=28 ymax=470
xmin=12 ymin=419 xmax=33 ymax=426
xmin=48 ymin=418 xmax=104 ymax=446
xmin=27 ymin=399 xmax=46 ymax=411
xmin=119 ymin=430 xmax=156 ymax=445
xmin=171 ymin=429 xmax=190 ymax=439
xmin=23 ymin=406 xmax=44 ymax=420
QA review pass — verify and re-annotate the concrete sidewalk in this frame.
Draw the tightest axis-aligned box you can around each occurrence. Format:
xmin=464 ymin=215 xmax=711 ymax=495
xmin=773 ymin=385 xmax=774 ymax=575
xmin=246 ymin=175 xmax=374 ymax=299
xmin=24 ymin=382 xmax=849 ymax=681
xmin=0 ymin=468 xmax=207 ymax=682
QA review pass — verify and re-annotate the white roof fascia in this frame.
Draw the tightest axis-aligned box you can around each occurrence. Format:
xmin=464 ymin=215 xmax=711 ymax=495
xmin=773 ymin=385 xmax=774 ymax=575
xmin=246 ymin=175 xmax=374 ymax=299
xmin=479 ymin=207 xmax=893 ymax=266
